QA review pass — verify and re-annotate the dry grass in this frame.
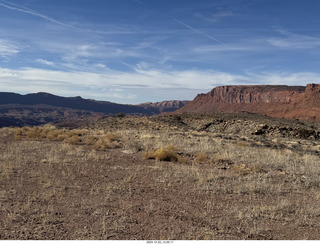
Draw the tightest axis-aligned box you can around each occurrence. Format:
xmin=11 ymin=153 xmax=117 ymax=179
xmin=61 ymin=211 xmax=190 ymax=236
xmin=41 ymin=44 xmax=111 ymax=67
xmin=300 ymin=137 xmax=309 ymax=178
xmin=144 ymin=145 xmax=187 ymax=163
xmin=195 ymin=152 xmax=207 ymax=162
xmin=106 ymin=133 xmax=118 ymax=142
xmin=12 ymin=125 xmax=121 ymax=151
xmin=153 ymin=145 xmax=178 ymax=162
xmin=2 ymin=115 xmax=320 ymax=240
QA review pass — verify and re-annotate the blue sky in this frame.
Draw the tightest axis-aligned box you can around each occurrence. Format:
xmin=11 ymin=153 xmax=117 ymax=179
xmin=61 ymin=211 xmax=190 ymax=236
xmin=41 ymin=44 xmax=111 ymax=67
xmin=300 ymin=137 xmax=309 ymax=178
xmin=1 ymin=0 xmax=320 ymax=104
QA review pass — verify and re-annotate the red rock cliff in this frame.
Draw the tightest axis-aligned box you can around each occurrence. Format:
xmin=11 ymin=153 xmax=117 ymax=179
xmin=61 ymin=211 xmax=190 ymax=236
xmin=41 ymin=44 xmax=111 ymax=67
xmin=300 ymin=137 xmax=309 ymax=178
xmin=175 ymin=84 xmax=320 ymax=122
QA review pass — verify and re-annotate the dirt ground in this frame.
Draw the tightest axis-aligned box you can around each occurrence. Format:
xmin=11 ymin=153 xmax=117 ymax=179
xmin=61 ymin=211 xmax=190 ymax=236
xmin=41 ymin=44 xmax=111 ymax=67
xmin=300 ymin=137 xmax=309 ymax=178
xmin=1 ymin=114 xmax=320 ymax=240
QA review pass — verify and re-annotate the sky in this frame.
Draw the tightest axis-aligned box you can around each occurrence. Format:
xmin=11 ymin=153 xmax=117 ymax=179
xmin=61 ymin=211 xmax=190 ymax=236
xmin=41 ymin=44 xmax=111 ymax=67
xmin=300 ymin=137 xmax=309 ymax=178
xmin=1 ymin=0 xmax=320 ymax=104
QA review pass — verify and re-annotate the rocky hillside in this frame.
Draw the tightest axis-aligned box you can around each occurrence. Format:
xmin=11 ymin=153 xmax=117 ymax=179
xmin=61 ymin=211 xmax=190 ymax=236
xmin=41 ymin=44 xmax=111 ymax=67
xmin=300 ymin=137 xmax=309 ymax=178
xmin=0 ymin=92 xmax=158 ymax=114
xmin=138 ymin=100 xmax=189 ymax=113
xmin=175 ymin=83 xmax=320 ymax=122
xmin=0 ymin=92 xmax=189 ymax=127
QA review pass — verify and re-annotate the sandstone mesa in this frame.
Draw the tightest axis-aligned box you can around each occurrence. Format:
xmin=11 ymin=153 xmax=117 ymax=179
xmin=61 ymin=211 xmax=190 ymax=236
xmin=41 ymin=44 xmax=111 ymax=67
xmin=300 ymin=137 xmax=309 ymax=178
xmin=175 ymin=83 xmax=320 ymax=122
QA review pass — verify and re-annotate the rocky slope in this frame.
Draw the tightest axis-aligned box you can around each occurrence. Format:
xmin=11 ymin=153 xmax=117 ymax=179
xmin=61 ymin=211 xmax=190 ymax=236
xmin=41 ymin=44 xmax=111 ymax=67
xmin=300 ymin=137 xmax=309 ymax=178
xmin=138 ymin=100 xmax=189 ymax=113
xmin=175 ymin=83 xmax=320 ymax=122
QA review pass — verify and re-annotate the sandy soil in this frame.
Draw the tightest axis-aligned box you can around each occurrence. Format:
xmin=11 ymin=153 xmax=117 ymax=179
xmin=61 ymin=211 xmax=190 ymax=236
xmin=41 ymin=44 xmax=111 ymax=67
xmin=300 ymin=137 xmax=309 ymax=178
xmin=1 ymin=114 xmax=320 ymax=240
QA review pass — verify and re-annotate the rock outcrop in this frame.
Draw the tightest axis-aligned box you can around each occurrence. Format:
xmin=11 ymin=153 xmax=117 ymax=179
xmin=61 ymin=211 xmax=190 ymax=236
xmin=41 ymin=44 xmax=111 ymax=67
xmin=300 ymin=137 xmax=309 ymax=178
xmin=138 ymin=100 xmax=189 ymax=113
xmin=175 ymin=84 xmax=320 ymax=122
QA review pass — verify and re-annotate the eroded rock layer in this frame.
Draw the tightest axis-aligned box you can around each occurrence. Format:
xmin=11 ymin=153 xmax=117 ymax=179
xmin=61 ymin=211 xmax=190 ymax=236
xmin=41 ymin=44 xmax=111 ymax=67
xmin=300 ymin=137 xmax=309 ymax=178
xmin=175 ymin=84 xmax=320 ymax=122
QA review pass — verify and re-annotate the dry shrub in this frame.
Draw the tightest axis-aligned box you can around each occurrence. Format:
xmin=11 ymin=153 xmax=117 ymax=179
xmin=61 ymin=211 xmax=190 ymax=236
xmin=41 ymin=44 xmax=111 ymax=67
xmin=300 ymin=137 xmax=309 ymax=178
xmin=72 ymin=129 xmax=88 ymax=136
xmin=211 ymin=153 xmax=223 ymax=162
xmin=177 ymin=155 xmax=188 ymax=164
xmin=26 ymin=127 xmax=44 ymax=139
xmin=40 ymin=130 xmax=48 ymax=138
xmin=14 ymin=134 xmax=22 ymax=140
xmin=107 ymin=141 xmax=121 ymax=149
xmin=85 ymin=135 xmax=96 ymax=146
xmin=195 ymin=152 xmax=207 ymax=162
xmin=93 ymin=139 xmax=106 ymax=151
xmin=66 ymin=130 xmax=78 ymax=137
xmin=106 ymin=133 xmax=118 ymax=142
xmin=43 ymin=124 xmax=56 ymax=131
xmin=14 ymin=127 xmax=23 ymax=135
xmin=13 ymin=127 xmax=23 ymax=140
xmin=153 ymin=145 xmax=178 ymax=162
xmin=93 ymin=138 xmax=116 ymax=150
xmin=56 ymin=133 xmax=67 ymax=141
xmin=11 ymin=125 xmax=121 ymax=151
xmin=67 ymin=135 xmax=82 ymax=145
xmin=144 ymin=151 xmax=156 ymax=160
xmin=144 ymin=145 xmax=187 ymax=163
xmin=232 ymin=163 xmax=260 ymax=175
xmin=46 ymin=130 xmax=60 ymax=141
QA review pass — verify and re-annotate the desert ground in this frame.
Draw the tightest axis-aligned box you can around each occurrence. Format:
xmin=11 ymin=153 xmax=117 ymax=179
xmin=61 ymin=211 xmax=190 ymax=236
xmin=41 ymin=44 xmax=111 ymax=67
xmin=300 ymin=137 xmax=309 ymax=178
xmin=1 ymin=113 xmax=320 ymax=240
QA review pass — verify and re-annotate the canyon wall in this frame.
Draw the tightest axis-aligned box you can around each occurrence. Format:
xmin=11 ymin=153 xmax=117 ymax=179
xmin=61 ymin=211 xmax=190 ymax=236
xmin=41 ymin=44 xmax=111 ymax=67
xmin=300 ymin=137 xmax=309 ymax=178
xmin=175 ymin=84 xmax=320 ymax=122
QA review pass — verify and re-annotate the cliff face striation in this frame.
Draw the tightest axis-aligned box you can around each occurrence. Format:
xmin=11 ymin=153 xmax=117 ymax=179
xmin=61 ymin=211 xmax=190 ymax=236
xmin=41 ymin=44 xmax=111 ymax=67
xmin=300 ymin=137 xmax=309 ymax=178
xmin=175 ymin=84 xmax=320 ymax=122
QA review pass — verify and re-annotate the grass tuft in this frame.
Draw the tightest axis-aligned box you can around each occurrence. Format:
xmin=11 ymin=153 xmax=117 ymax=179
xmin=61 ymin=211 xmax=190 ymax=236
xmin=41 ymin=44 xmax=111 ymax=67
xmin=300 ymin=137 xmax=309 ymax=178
xmin=152 ymin=145 xmax=179 ymax=162
xmin=195 ymin=152 xmax=207 ymax=162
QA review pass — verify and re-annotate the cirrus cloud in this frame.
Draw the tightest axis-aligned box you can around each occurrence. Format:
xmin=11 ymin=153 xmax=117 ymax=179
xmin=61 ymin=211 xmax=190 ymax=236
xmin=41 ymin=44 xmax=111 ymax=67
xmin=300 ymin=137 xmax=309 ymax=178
xmin=0 ymin=39 xmax=20 ymax=58
xmin=268 ymin=30 xmax=320 ymax=49
xmin=0 ymin=66 xmax=319 ymax=104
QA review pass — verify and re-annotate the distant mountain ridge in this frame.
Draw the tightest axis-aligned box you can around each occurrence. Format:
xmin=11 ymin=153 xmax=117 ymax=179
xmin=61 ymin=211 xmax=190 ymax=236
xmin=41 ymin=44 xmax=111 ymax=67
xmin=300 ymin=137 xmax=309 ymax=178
xmin=0 ymin=92 xmax=189 ymax=127
xmin=175 ymin=83 xmax=320 ymax=122
xmin=0 ymin=92 xmax=152 ymax=114
xmin=0 ymin=92 xmax=189 ymax=114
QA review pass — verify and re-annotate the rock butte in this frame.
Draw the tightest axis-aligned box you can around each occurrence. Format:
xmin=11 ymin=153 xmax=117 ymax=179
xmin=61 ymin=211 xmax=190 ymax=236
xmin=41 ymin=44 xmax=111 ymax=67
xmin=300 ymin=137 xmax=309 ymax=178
xmin=175 ymin=83 xmax=320 ymax=122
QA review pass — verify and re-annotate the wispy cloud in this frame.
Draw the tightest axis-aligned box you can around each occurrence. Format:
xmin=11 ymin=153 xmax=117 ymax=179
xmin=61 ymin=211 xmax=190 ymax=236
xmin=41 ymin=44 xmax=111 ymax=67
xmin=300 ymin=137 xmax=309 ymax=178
xmin=36 ymin=59 xmax=55 ymax=66
xmin=59 ymin=42 xmax=142 ymax=70
xmin=268 ymin=30 xmax=320 ymax=49
xmin=195 ymin=10 xmax=234 ymax=23
xmin=1 ymin=65 xmax=318 ymax=103
xmin=245 ymin=70 xmax=320 ymax=86
xmin=173 ymin=18 xmax=224 ymax=44
xmin=193 ymin=43 xmax=255 ymax=53
xmin=0 ymin=39 xmax=20 ymax=58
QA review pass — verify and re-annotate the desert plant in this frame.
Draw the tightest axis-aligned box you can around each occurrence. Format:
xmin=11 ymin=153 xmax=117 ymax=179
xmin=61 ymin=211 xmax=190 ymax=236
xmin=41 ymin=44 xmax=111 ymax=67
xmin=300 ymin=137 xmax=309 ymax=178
xmin=56 ymin=133 xmax=67 ymax=141
xmin=94 ymin=138 xmax=111 ymax=151
xmin=144 ymin=151 xmax=156 ymax=160
xmin=116 ymin=112 xmax=125 ymax=118
xmin=13 ymin=127 xmax=23 ymax=140
xmin=297 ymin=128 xmax=316 ymax=139
xmin=85 ymin=135 xmax=96 ymax=146
xmin=46 ymin=130 xmax=60 ymax=141
xmin=145 ymin=145 xmax=187 ymax=163
xmin=153 ymin=145 xmax=179 ymax=162
xmin=67 ymin=134 xmax=82 ymax=145
xmin=42 ymin=124 xmax=57 ymax=131
xmin=106 ymin=133 xmax=118 ymax=142
xmin=25 ymin=127 xmax=39 ymax=139
xmin=195 ymin=152 xmax=207 ymax=162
